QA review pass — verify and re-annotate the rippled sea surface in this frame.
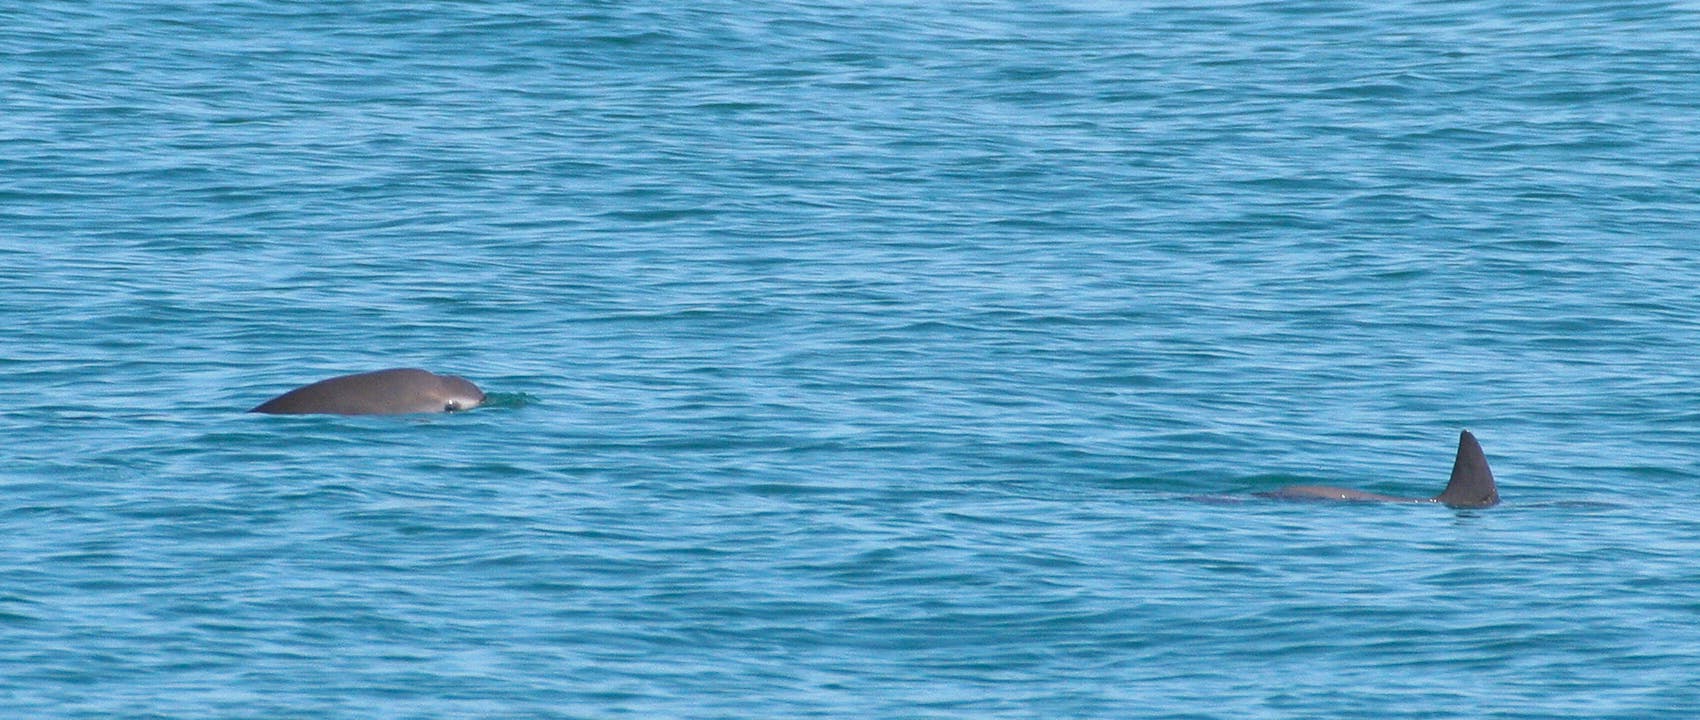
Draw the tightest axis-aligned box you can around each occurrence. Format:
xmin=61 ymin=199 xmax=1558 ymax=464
xmin=5 ymin=1 xmax=1700 ymax=717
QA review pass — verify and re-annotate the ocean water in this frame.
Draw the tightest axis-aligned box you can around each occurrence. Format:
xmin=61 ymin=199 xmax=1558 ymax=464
xmin=4 ymin=1 xmax=1700 ymax=717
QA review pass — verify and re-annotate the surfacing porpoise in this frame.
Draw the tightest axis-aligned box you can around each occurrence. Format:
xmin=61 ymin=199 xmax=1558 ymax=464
xmin=1260 ymin=430 xmax=1499 ymax=508
xmin=250 ymin=368 xmax=485 ymax=415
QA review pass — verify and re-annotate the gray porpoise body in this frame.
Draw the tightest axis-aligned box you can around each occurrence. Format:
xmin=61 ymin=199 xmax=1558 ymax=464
xmin=249 ymin=368 xmax=485 ymax=415
xmin=1259 ymin=430 xmax=1499 ymax=508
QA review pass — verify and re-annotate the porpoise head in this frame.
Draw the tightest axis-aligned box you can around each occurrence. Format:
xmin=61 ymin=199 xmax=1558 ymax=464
xmin=429 ymin=373 xmax=486 ymax=413
xmin=250 ymin=368 xmax=486 ymax=415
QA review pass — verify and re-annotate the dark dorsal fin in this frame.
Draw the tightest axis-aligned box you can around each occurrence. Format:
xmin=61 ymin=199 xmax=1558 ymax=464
xmin=1434 ymin=430 xmax=1498 ymax=508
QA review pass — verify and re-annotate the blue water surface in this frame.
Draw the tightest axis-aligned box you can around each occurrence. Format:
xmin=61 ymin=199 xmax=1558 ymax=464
xmin=4 ymin=1 xmax=1700 ymax=717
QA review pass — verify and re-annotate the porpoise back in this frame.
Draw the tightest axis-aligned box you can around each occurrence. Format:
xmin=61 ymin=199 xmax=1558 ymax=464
xmin=1261 ymin=430 xmax=1499 ymax=508
xmin=1433 ymin=429 xmax=1497 ymax=507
